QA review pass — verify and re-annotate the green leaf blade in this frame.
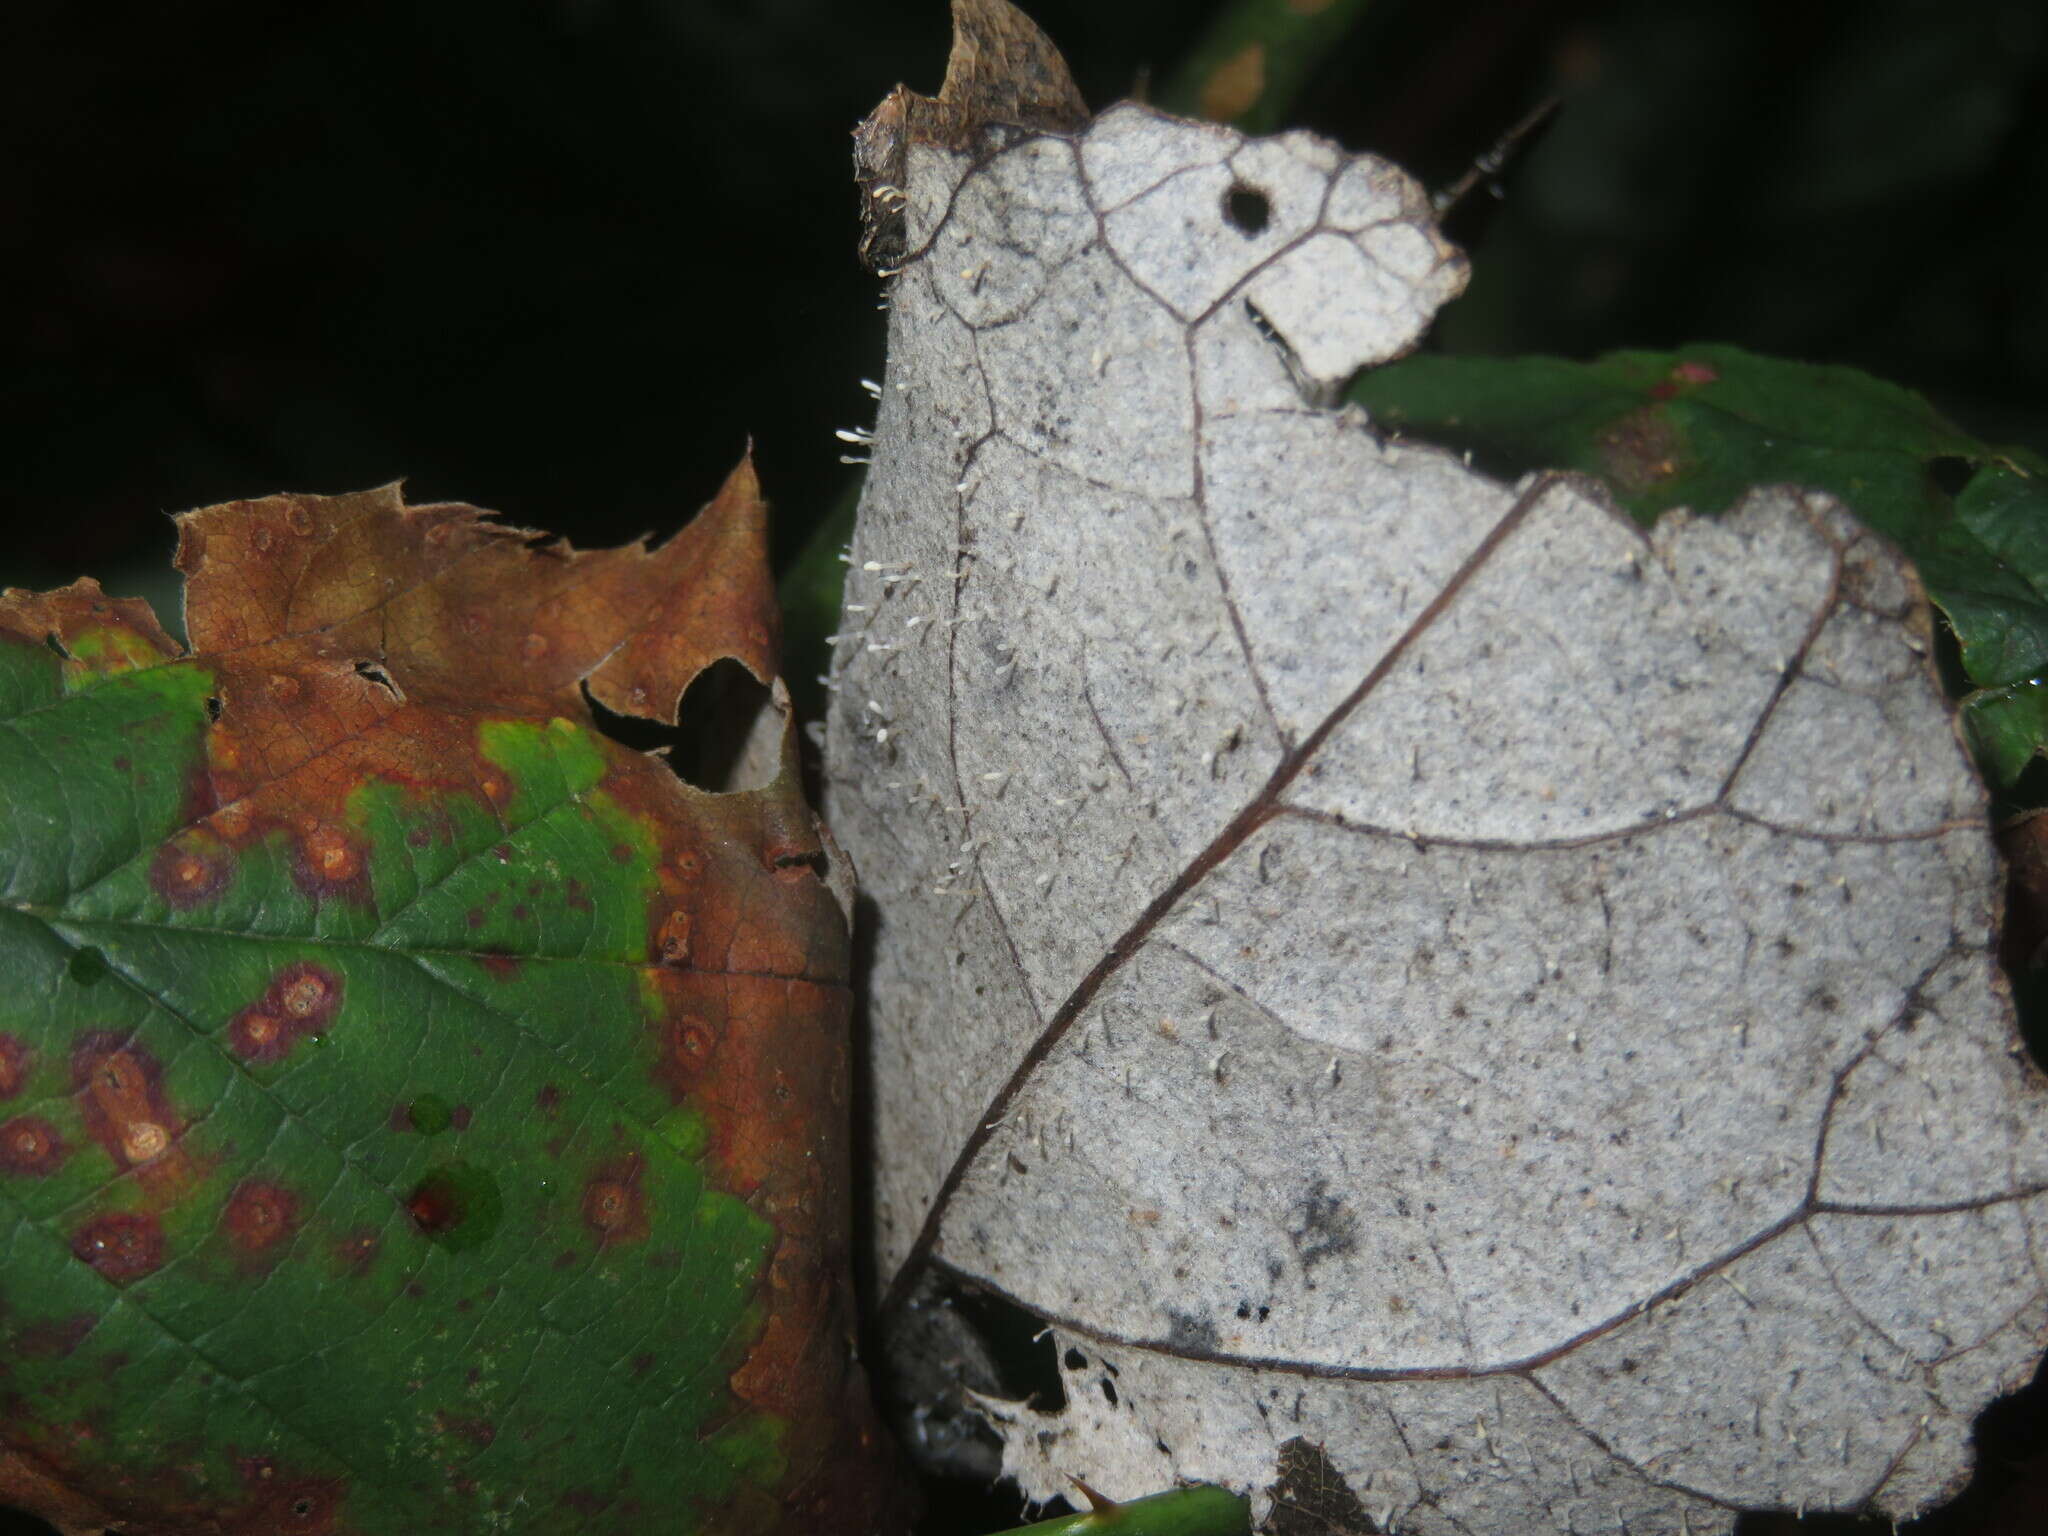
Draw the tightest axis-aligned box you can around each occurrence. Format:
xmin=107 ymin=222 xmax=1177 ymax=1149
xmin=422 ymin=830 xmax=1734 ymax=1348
xmin=1352 ymin=345 xmax=2048 ymax=783
xmin=1 ymin=552 xmax=876 ymax=1533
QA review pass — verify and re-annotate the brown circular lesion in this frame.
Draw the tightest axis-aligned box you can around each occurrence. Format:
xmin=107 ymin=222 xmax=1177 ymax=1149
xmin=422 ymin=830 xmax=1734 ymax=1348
xmin=226 ymin=1179 xmax=301 ymax=1254
xmin=580 ymin=1157 xmax=649 ymax=1245
xmin=0 ymin=1035 xmax=28 ymax=1098
xmin=149 ymin=835 xmax=230 ymax=908
xmin=71 ymin=1210 xmax=167 ymax=1282
xmin=0 ymin=1116 xmax=66 ymax=1177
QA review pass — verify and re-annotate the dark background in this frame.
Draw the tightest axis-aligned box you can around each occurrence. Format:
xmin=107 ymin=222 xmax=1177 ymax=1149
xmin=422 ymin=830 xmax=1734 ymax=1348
xmin=5 ymin=0 xmax=2043 ymax=606
xmin=4 ymin=1 xmax=2046 ymax=1533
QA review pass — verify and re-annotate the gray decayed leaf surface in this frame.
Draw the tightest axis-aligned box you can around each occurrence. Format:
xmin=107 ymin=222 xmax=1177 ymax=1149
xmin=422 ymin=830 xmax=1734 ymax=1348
xmin=823 ymin=100 xmax=2048 ymax=1533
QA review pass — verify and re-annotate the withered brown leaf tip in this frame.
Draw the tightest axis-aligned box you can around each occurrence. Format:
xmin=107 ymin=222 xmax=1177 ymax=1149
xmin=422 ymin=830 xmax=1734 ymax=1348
xmin=854 ymin=0 xmax=1089 ymax=272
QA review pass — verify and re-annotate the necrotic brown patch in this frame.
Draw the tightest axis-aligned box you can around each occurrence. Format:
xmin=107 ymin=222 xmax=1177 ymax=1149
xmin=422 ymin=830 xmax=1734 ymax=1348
xmin=227 ymin=1466 xmax=346 ymax=1536
xmin=72 ymin=1211 xmax=167 ymax=1282
xmin=0 ymin=1035 xmax=28 ymax=1098
xmin=225 ymin=1179 xmax=301 ymax=1254
xmin=149 ymin=835 xmax=230 ymax=908
xmin=0 ymin=1116 xmax=66 ymax=1177
xmin=70 ymin=1036 xmax=188 ymax=1190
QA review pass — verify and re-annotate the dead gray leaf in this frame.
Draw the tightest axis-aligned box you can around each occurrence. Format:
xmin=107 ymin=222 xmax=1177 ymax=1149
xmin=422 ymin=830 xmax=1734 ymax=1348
xmin=824 ymin=18 xmax=2048 ymax=1534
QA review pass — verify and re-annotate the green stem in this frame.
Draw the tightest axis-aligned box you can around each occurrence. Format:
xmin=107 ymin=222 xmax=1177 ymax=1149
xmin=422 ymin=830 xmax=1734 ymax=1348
xmin=984 ymin=1485 xmax=1252 ymax=1536
xmin=1155 ymin=0 xmax=1377 ymax=133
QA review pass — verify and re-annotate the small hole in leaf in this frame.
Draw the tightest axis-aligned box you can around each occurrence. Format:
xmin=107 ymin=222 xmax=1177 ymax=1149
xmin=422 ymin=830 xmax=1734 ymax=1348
xmin=354 ymin=660 xmax=401 ymax=698
xmin=944 ymin=1281 xmax=1067 ymax=1412
xmin=1224 ymin=183 xmax=1271 ymax=234
xmin=580 ymin=662 xmax=784 ymax=795
xmin=1929 ymin=455 xmax=1975 ymax=498
xmin=1099 ymin=1375 xmax=1119 ymax=1407
xmin=205 ymin=696 xmax=223 ymax=721
xmin=42 ymin=633 xmax=71 ymax=660
xmin=671 ymin=659 xmax=782 ymax=793
xmin=1063 ymin=1347 xmax=1086 ymax=1370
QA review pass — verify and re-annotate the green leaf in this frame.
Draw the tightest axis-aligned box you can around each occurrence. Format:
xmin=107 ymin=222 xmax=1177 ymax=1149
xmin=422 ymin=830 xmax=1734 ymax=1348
xmin=988 ymin=1485 xmax=1250 ymax=1536
xmin=1351 ymin=345 xmax=2048 ymax=784
xmin=0 ymin=475 xmax=897 ymax=1533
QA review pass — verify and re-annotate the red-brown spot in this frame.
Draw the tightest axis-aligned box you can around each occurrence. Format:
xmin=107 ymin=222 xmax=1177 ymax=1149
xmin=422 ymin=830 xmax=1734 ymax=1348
xmin=228 ymin=964 xmax=343 ymax=1063
xmin=333 ymin=1228 xmax=380 ymax=1276
xmin=268 ymin=673 xmax=301 ymax=703
xmin=492 ymin=843 xmax=514 ymax=863
xmin=149 ymin=836 xmax=229 ymax=908
xmin=477 ymin=952 xmax=519 ymax=980
xmin=72 ymin=1211 xmax=166 ymax=1282
xmin=580 ymin=1155 xmax=648 ymax=1246
xmin=0 ymin=1035 xmax=28 ymax=1098
xmin=464 ymin=908 xmax=485 ymax=929
xmin=277 ymin=965 xmax=337 ymax=1024
xmin=225 ymin=1180 xmax=300 ymax=1255
xmin=450 ymin=1105 xmax=472 ymax=1131
xmin=564 ymin=878 xmax=591 ymax=912
xmin=407 ymin=1182 xmax=459 ymax=1235
xmin=0 ymin=1117 xmax=66 ymax=1177
xmin=435 ymin=1412 xmax=498 ymax=1450
xmin=510 ymin=903 xmax=531 ymax=921
xmin=670 ymin=1016 xmax=718 ymax=1072
xmin=292 ymin=824 xmax=367 ymax=898
xmin=229 ymin=1009 xmax=291 ymax=1062
xmin=284 ymin=502 xmax=315 ymax=536
xmin=629 ymin=1351 xmax=655 ymax=1378
xmin=535 ymin=1084 xmax=562 ymax=1116
xmin=251 ymin=1483 xmax=341 ymax=1535
xmin=609 ymin=843 xmax=634 ymax=864
xmin=13 ymin=1314 xmax=98 ymax=1359
xmin=552 ymin=1249 xmax=578 ymax=1270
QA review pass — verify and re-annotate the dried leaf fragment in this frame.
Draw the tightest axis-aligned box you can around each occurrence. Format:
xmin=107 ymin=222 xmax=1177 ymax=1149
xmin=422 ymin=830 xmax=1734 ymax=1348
xmin=825 ymin=15 xmax=2048 ymax=1532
